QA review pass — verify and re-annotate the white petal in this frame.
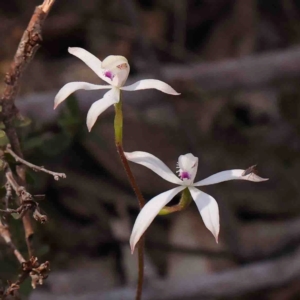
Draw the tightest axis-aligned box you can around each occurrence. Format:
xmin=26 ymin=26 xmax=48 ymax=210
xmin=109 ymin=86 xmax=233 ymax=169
xmin=54 ymin=82 xmax=111 ymax=109
xmin=189 ymin=187 xmax=220 ymax=242
xmin=125 ymin=151 xmax=182 ymax=184
xmin=68 ymin=47 xmax=111 ymax=84
xmin=86 ymin=88 xmax=119 ymax=131
xmin=121 ymin=79 xmax=180 ymax=95
xmin=194 ymin=170 xmax=269 ymax=187
xmin=130 ymin=186 xmax=185 ymax=253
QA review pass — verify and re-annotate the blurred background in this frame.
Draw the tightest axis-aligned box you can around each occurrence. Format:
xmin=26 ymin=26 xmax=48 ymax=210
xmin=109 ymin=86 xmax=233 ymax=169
xmin=1 ymin=0 xmax=300 ymax=299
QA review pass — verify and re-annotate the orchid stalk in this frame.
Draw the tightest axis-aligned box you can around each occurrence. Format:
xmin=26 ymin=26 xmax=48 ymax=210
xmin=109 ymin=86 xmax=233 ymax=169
xmin=53 ymin=47 xmax=180 ymax=300
xmin=54 ymin=47 xmax=179 ymax=131
xmin=125 ymin=151 xmax=268 ymax=252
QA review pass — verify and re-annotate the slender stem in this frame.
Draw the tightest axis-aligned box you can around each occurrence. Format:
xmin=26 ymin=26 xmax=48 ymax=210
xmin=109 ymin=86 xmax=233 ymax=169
xmin=114 ymin=94 xmax=145 ymax=300
xmin=115 ymin=143 xmax=146 ymax=209
xmin=114 ymin=97 xmax=145 ymax=208
xmin=114 ymin=96 xmax=123 ymax=144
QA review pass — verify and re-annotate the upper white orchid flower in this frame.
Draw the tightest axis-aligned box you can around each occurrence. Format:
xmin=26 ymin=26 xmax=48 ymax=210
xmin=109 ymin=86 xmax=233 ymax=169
xmin=54 ymin=47 xmax=180 ymax=131
xmin=125 ymin=151 xmax=268 ymax=253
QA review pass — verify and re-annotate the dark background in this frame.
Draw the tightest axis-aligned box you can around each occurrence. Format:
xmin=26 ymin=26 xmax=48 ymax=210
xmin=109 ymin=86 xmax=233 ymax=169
xmin=1 ymin=0 xmax=300 ymax=299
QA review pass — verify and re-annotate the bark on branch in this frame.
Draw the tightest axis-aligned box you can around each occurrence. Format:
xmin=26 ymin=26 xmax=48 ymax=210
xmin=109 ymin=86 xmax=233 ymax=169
xmin=163 ymin=46 xmax=300 ymax=92
xmin=0 ymin=0 xmax=56 ymax=259
xmin=31 ymin=246 xmax=300 ymax=300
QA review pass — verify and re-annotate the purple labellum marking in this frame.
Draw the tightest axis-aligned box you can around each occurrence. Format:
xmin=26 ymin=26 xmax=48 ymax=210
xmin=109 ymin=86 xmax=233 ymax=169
xmin=180 ymin=171 xmax=190 ymax=180
xmin=104 ymin=71 xmax=114 ymax=80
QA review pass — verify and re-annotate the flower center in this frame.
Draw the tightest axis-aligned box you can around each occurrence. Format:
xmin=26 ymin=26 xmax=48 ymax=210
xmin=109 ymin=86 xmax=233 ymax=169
xmin=104 ymin=71 xmax=114 ymax=80
xmin=180 ymin=171 xmax=191 ymax=180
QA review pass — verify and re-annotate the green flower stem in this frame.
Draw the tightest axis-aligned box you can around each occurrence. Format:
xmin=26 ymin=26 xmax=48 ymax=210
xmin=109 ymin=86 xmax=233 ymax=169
xmin=159 ymin=187 xmax=192 ymax=215
xmin=114 ymin=96 xmax=123 ymax=144
xmin=114 ymin=93 xmax=145 ymax=300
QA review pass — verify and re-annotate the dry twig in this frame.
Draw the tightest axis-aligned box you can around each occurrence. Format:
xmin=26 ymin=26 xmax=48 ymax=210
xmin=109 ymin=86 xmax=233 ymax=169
xmin=3 ymin=257 xmax=50 ymax=298
xmin=4 ymin=170 xmax=48 ymax=224
xmin=0 ymin=0 xmax=56 ymax=258
xmin=0 ymin=0 xmax=56 ymax=296
xmin=0 ymin=220 xmax=25 ymax=264
xmin=6 ymin=144 xmax=66 ymax=180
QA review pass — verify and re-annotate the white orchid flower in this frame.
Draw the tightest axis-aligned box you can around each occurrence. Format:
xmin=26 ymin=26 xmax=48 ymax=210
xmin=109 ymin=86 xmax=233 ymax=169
xmin=125 ymin=151 xmax=268 ymax=253
xmin=54 ymin=47 xmax=180 ymax=131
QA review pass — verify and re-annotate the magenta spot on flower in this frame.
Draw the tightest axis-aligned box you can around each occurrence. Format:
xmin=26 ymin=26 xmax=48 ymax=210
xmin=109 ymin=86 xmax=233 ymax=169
xmin=180 ymin=171 xmax=190 ymax=180
xmin=104 ymin=71 xmax=114 ymax=80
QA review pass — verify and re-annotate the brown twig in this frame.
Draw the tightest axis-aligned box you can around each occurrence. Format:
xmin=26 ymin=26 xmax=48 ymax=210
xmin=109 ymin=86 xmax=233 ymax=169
xmin=0 ymin=0 xmax=56 ymax=259
xmin=5 ymin=171 xmax=21 ymax=195
xmin=4 ymin=181 xmax=12 ymax=210
xmin=5 ymin=170 xmax=34 ymax=257
xmin=3 ymin=257 xmax=50 ymax=297
xmin=4 ymin=170 xmax=47 ymax=224
xmin=1 ymin=0 xmax=56 ymax=148
xmin=0 ymin=220 xmax=25 ymax=264
xmin=40 ymin=0 xmax=56 ymax=13
xmin=6 ymin=144 xmax=66 ymax=180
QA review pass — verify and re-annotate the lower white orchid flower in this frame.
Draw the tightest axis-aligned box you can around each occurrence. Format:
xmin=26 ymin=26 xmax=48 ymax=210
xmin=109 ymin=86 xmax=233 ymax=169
xmin=125 ymin=151 xmax=268 ymax=253
xmin=54 ymin=47 xmax=179 ymax=131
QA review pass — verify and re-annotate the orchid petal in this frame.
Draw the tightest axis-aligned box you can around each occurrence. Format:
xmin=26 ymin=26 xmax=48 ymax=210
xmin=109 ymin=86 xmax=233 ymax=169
xmin=130 ymin=186 xmax=185 ymax=253
xmin=86 ymin=88 xmax=119 ymax=131
xmin=194 ymin=170 xmax=268 ymax=187
xmin=125 ymin=151 xmax=182 ymax=185
xmin=68 ymin=47 xmax=111 ymax=84
xmin=189 ymin=187 xmax=220 ymax=243
xmin=121 ymin=79 xmax=180 ymax=95
xmin=54 ymin=82 xmax=111 ymax=109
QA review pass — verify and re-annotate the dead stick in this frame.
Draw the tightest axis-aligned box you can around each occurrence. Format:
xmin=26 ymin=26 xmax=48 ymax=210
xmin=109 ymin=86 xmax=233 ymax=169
xmin=6 ymin=144 xmax=66 ymax=180
xmin=0 ymin=0 xmax=56 ymax=258
xmin=0 ymin=221 xmax=25 ymax=264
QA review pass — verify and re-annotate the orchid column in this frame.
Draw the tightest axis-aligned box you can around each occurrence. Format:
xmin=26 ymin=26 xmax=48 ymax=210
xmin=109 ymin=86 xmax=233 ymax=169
xmin=54 ymin=47 xmax=180 ymax=300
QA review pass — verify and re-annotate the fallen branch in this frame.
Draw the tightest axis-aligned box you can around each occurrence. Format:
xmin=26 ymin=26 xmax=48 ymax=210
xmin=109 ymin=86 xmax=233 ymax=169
xmin=163 ymin=46 xmax=300 ymax=92
xmin=31 ymin=246 xmax=300 ymax=300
